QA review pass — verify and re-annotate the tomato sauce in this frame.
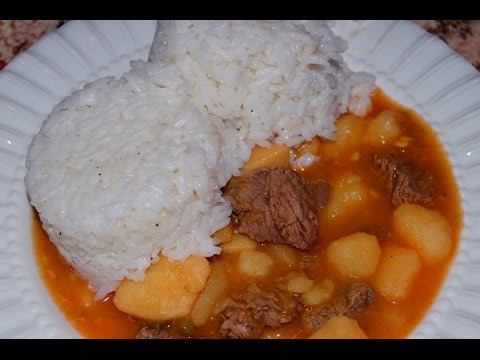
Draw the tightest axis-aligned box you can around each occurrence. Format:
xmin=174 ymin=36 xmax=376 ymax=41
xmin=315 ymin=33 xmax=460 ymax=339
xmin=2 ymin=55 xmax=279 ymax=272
xmin=33 ymin=212 xmax=141 ymax=338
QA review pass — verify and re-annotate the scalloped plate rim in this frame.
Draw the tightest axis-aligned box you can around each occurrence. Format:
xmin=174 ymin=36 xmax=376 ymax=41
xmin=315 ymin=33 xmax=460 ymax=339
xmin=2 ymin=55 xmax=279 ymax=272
xmin=0 ymin=20 xmax=478 ymax=339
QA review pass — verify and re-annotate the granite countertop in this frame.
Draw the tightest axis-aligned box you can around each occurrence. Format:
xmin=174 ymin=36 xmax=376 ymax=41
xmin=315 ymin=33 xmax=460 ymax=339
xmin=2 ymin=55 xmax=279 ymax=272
xmin=415 ymin=20 xmax=480 ymax=70
xmin=1 ymin=20 xmax=479 ymax=71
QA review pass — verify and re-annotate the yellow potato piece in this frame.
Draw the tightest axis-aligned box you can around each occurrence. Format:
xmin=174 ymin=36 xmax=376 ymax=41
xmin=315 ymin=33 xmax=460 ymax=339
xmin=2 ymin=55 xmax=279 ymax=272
xmin=323 ymin=114 xmax=367 ymax=158
xmin=113 ymin=256 xmax=210 ymax=322
xmin=301 ymin=279 xmax=335 ymax=306
xmin=374 ymin=245 xmax=422 ymax=302
xmin=191 ymin=262 xmax=228 ymax=327
xmin=221 ymin=233 xmax=257 ymax=254
xmin=267 ymin=244 xmax=299 ymax=269
xmin=308 ymin=316 xmax=368 ymax=339
xmin=367 ymin=110 xmax=402 ymax=146
xmin=322 ymin=174 xmax=369 ymax=220
xmin=326 ymin=232 xmax=381 ymax=278
xmin=240 ymin=143 xmax=290 ymax=177
xmin=213 ymin=223 xmax=233 ymax=244
xmin=393 ymin=203 xmax=453 ymax=264
xmin=287 ymin=275 xmax=314 ymax=294
xmin=238 ymin=250 xmax=273 ymax=278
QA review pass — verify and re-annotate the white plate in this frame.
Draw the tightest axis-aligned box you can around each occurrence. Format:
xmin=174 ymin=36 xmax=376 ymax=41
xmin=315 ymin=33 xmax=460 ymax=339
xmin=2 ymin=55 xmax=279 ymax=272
xmin=0 ymin=20 xmax=478 ymax=339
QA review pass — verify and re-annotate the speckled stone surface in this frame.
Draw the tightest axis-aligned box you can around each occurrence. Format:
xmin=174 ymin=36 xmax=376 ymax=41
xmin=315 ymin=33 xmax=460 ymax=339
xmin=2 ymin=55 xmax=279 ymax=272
xmin=0 ymin=20 xmax=62 ymax=69
xmin=416 ymin=20 xmax=480 ymax=70
xmin=1 ymin=20 xmax=479 ymax=71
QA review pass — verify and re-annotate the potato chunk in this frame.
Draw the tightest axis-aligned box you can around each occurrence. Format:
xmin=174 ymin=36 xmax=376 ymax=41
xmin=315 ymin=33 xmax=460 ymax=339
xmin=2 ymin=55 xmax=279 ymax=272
xmin=322 ymin=174 xmax=369 ymax=220
xmin=374 ymin=245 xmax=422 ymax=302
xmin=191 ymin=262 xmax=228 ymax=327
xmin=323 ymin=114 xmax=367 ymax=158
xmin=221 ymin=233 xmax=257 ymax=253
xmin=213 ymin=223 xmax=233 ymax=244
xmin=326 ymin=232 xmax=381 ymax=278
xmin=301 ymin=279 xmax=335 ymax=306
xmin=113 ymin=256 xmax=210 ymax=322
xmin=393 ymin=203 xmax=452 ymax=264
xmin=308 ymin=316 xmax=368 ymax=339
xmin=266 ymin=244 xmax=298 ymax=269
xmin=240 ymin=143 xmax=290 ymax=177
xmin=367 ymin=111 xmax=402 ymax=145
xmin=287 ymin=274 xmax=314 ymax=294
xmin=238 ymin=250 xmax=273 ymax=278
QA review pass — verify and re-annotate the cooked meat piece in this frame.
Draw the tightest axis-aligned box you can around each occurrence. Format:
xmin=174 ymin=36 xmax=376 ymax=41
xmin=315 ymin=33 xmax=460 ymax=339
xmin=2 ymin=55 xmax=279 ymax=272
xmin=302 ymin=281 xmax=375 ymax=332
xmin=373 ymin=152 xmax=434 ymax=207
xmin=220 ymin=283 xmax=301 ymax=339
xmin=341 ymin=281 xmax=376 ymax=317
xmin=224 ymin=167 xmax=330 ymax=250
xmin=136 ymin=325 xmax=187 ymax=339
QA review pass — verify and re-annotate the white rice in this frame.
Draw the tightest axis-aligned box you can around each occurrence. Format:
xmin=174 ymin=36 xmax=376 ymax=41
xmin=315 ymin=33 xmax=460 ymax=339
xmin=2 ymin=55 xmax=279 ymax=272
xmin=26 ymin=61 xmax=235 ymax=297
xmin=290 ymin=151 xmax=320 ymax=170
xmin=149 ymin=20 xmax=375 ymax=147
xmin=25 ymin=20 xmax=375 ymax=298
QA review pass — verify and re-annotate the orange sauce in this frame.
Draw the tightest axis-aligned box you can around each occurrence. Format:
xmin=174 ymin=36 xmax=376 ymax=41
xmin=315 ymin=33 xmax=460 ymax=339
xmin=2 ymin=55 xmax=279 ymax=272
xmin=303 ymin=88 xmax=462 ymax=338
xmin=33 ymin=88 xmax=462 ymax=338
xmin=33 ymin=212 xmax=141 ymax=338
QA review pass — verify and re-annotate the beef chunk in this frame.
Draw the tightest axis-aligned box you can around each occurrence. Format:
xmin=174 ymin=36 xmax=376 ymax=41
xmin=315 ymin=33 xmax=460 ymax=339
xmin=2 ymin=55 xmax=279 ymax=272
xmin=302 ymin=281 xmax=375 ymax=332
xmin=341 ymin=281 xmax=376 ymax=317
xmin=220 ymin=283 xmax=301 ymax=339
xmin=373 ymin=152 xmax=434 ymax=207
xmin=136 ymin=325 xmax=187 ymax=339
xmin=224 ymin=167 xmax=330 ymax=250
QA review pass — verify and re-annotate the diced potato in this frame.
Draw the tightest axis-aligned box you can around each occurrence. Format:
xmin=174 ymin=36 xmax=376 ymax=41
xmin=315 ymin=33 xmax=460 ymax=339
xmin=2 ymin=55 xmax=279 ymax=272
xmin=323 ymin=114 xmax=367 ymax=158
xmin=295 ymin=137 xmax=322 ymax=158
xmin=238 ymin=250 xmax=273 ymax=278
xmin=113 ymin=256 xmax=210 ymax=322
xmin=240 ymin=144 xmax=290 ymax=177
xmin=367 ymin=110 xmax=402 ymax=146
xmin=191 ymin=262 xmax=228 ymax=327
xmin=213 ymin=223 xmax=233 ymax=244
xmin=326 ymin=232 xmax=381 ymax=278
xmin=322 ymin=174 xmax=369 ymax=220
xmin=287 ymin=274 xmax=314 ymax=293
xmin=374 ymin=245 xmax=422 ymax=302
xmin=221 ymin=233 xmax=257 ymax=254
xmin=308 ymin=316 xmax=368 ymax=339
xmin=267 ymin=244 xmax=298 ymax=269
xmin=393 ymin=203 xmax=453 ymax=264
xmin=301 ymin=278 xmax=335 ymax=306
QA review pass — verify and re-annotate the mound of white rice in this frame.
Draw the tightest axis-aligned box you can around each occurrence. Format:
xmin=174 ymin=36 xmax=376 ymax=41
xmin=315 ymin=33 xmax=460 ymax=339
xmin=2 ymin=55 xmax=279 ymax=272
xmin=149 ymin=20 xmax=375 ymax=147
xmin=26 ymin=61 xmax=237 ymax=296
xmin=25 ymin=20 xmax=375 ymax=298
